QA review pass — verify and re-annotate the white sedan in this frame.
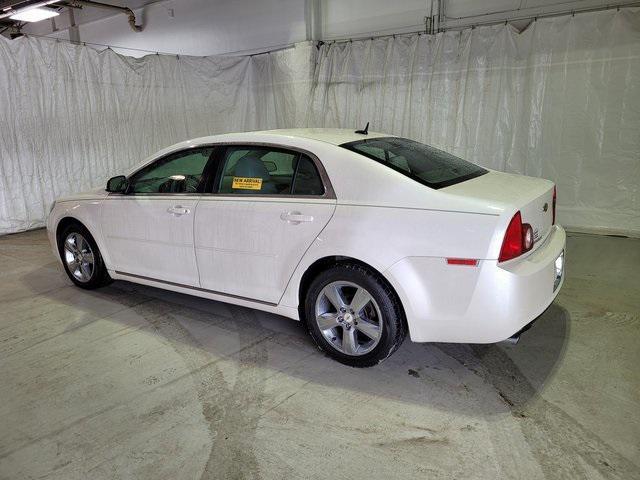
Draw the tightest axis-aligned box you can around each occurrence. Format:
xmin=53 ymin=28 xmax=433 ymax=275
xmin=47 ymin=128 xmax=565 ymax=367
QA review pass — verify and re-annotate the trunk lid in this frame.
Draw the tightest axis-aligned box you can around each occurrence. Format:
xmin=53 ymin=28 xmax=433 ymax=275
xmin=443 ymin=170 xmax=555 ymax=246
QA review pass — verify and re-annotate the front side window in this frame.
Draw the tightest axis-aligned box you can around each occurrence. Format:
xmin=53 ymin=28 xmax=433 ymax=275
xmin=341 ymin=137 xmax=487 ymax=189
xmin=217 ymin=146 xmax=324 ymax=196
xmin=128 ymin=148 xmax=213 ymax=194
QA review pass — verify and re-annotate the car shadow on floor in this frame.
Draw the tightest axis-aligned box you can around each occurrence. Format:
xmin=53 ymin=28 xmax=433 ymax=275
xmin=24 ymin=265 xmax=571 ymax=417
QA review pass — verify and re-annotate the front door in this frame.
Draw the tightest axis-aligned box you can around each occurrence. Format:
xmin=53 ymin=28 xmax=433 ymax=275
xmin=194 ymin=145 xmax=336 ymax=304
xmin=101 ymin=147 xmax=214 ymax=286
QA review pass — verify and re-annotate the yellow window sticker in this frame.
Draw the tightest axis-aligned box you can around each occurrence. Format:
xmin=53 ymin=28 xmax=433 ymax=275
xmin=232 ymin=177 xmax=263 ymax=190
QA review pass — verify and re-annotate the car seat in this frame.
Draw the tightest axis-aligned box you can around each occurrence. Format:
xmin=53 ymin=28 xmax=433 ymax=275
xmin=231 ymin=155 xmax=277 ymax=194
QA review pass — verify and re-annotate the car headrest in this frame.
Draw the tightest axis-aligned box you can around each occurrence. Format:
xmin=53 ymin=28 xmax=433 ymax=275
xmin=234 ymin=155 xmax=270 ymax=181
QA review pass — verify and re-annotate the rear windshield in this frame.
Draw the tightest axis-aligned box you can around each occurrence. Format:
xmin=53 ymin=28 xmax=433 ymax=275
xmin=341 ymin=137 xmax=487 ymax=189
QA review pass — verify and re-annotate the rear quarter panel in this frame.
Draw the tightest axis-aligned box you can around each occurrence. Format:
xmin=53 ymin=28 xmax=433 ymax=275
xmin=279 ymin=203 xmax=501 ymax=310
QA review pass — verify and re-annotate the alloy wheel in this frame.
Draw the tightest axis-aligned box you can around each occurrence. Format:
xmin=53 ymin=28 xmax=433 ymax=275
xmin=314 ymin=281 xmax=383 ymax=356
xmin=63 ymin=233 xmax=95 ymax=283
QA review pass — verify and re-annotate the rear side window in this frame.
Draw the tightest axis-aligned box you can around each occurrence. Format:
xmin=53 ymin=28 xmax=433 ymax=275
xmin=341 ymin=137 xmax=487 ymax=189
xmin=217 ymin=146 xmax=324 ymax=196
xmin=293 ymin=156 xmax=324 ymax=195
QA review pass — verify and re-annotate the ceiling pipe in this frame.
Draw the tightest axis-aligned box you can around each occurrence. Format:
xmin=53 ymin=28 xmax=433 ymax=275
xmin=70 ymin=0 xmax=143 ymax=32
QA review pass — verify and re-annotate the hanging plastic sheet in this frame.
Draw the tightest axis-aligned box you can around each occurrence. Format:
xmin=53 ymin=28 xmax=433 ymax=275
xmin=1 ymin=9 xmax=639 ymax=236
xmin=308 ymin=9 xmax=640 ymax=235
xmin=0 ymin=39 xmax=314 ymax=234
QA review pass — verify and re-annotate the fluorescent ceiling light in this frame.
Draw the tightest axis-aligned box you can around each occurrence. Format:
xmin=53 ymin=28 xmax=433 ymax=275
xmin=10 ymin=7 xmax=59 ymax=22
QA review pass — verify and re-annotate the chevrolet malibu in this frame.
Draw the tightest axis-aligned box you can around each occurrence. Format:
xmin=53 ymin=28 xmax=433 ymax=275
xmin=47 ymin=128 xmax=565 ymax=367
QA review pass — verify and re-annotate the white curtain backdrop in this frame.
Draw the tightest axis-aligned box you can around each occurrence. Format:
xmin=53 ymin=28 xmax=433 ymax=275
xmin=0 ymin=8 xmax=639 ymax=236
xmin=307 ymin=9 xmax=640 ymax=235
xmin=0 ymin=39 xmax=314 ymax=234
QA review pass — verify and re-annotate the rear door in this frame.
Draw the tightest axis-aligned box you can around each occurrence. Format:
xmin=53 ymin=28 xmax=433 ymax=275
xmin=194 ymin=145 xmax=336 ymax=304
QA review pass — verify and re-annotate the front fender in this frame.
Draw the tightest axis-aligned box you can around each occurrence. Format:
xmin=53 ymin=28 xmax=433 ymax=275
xmin=47 ymin=199 xmax=108 ymax=267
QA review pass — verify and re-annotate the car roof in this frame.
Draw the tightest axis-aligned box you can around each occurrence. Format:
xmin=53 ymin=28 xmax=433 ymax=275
xmin=252 ymin=128 xmax=392 ymax=146
xmin=132 ymin=128 xmax=395 ymax=177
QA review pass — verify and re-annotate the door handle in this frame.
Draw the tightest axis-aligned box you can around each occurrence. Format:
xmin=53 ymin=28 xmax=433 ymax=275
xmin=280 ymin=211 xmax=314 ymax=225
xmin=167 ymin=205 xmax=191 ymax=216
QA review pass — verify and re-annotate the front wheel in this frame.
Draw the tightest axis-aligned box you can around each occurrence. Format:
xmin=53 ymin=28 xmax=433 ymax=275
xmin=58 ymin=223 xmax=112 ymax=290
xmin=304 ymin=264 xmax=406 ymax=367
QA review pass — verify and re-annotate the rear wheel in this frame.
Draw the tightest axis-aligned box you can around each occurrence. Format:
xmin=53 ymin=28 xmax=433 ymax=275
xmin=304 ymin=264 xmax=406 ymax=367
xmin=58 ymin=223 xmax=112 ymax=289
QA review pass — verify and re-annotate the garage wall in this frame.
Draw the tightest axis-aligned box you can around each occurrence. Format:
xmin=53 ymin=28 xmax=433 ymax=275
xmin=0 ymin=38 xmax=314 ymax=234
xmin=21 ymin=0 xmax=626 ymax=56
xmin=308 ymin=9 xmax=640 ymax=235
xmin=22 ymin=0 xmax=309 ymax=57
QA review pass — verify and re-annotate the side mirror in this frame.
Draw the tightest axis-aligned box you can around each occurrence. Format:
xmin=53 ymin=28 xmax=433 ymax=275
xmin=106 ymin=175 xmax=128 ymax=193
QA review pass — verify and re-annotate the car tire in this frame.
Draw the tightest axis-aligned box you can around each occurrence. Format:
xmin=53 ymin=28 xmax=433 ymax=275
xmin=304 ymin=263 xmax=406 ymax=367
xmin=58 ymin=222 xmax=112 ymax=290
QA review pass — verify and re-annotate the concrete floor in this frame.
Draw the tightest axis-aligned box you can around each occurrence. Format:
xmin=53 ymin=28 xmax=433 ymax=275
xmin=0 ymin=230 xmax=638 ymax=480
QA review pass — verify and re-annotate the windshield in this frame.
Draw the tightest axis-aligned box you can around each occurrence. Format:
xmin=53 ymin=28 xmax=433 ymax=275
xmin=341 ymin=137 xmax=487 ymax=189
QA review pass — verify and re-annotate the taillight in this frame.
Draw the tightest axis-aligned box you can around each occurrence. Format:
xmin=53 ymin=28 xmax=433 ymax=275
xmin=498 ymin=211 xmax=534 ymax=263
xmin=552 ymin=185 xmax=557 ymax=225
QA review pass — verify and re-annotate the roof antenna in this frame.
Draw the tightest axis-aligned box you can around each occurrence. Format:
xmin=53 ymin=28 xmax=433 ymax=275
xmin=355 ymin=122 xmax=369 ymax=135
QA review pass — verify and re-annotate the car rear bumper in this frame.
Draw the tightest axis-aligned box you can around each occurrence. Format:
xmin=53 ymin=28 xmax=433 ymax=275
xmin=385 ymin=225 xmax=566 ymax=343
